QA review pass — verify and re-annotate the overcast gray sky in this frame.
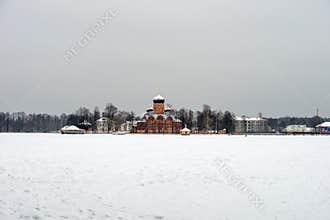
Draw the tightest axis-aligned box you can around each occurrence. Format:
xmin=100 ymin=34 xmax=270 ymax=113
xmin=0 ymin=0 xmax=329 ymax=117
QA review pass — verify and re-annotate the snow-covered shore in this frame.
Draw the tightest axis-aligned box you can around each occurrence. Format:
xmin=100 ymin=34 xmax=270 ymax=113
xmin=1 ymin=134 xmax=330 ymax=220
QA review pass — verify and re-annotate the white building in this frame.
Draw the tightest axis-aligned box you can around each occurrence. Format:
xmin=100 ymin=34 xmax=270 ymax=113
xmin=283 ymin=125 xmax=315 ymax=133
xmin=120 ymin=121 xmax=134 ymax=132
xmin=234 ymin=113 xmax=270 ymax=134
xmin=96 ymin=117 xmax=109 ymax=133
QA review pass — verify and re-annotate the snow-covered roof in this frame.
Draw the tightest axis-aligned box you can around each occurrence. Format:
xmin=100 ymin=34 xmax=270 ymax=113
xmin=181 ymin=127 xmax=191 ymax=132
xmin=61 ymin=125 xmax=81 ymax=131
xmin=235 ymin=116 xmax=265 ymax=121
xmin=285 ymin=125 xmax=307 ymax=129
xmin=284 ymin=125 xmax=314 ymax=131
xmin=97 ymin=117 xmax=107 ymax=122
xmin=153 ymin=94 xmax=165 ymax=101
xmin=316 ymin=122 xmax=330 ymax=127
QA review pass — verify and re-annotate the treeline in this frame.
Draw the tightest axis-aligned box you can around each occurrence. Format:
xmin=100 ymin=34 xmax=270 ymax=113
xmin=0 ymin=104 xmax=135 ymax=133
xmin=267 ymin=116 xmax=328 ymax=132
xmin=0 ymin=103 xmax=328 ymax=133
xmin=65 ymin=105 xmax=136 ymax=132
xmin=0 ymin=104 xmax=235 ymax=133
xmin=175 ymin=105 xmax=235 ymax=133
xmin=0 ymin=112 xmax=62 ymax=133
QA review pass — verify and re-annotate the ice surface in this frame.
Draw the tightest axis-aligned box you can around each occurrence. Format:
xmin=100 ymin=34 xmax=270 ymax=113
xmin=0 ymin=134 xmax=330 ymax=220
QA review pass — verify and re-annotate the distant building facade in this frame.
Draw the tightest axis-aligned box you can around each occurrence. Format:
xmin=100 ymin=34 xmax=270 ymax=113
xmin=234 ymin=113 xmax=270 ymax=133
xmin=133 ymin=95 xmax=182 ymax=134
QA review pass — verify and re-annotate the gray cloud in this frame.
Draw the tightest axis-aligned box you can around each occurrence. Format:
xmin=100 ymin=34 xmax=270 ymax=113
xmin=0 ymin=0 xmax=329 ymax=117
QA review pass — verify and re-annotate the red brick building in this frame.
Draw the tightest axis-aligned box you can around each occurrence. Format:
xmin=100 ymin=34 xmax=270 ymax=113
xmin=133 ymin=95 xmax=182 ymax=134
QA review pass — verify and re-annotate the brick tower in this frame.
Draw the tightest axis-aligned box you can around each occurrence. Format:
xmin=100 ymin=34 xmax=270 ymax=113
xmin=153 ymin=95 xmax=165 ymax=114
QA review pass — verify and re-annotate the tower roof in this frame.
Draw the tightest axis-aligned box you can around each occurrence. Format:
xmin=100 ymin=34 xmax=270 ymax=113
xmin=153 ymin=94 xmax=165 ymax=101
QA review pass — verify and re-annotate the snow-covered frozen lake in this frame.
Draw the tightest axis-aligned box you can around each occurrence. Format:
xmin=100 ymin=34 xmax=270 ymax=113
xmin=0 ymin=134 xmax=330 ymax=220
